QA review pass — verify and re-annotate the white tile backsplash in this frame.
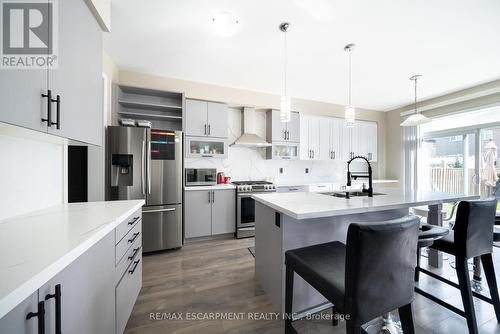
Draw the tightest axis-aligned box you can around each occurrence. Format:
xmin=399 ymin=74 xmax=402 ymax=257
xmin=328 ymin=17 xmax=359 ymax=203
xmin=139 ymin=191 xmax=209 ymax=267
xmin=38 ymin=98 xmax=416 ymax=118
xmin=185 ymin=108 xmax=362 ymax=184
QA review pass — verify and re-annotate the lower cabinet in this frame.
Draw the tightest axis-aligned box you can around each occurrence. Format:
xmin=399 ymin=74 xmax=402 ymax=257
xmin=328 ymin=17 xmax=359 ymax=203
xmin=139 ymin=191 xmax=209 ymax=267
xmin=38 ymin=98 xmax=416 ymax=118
xmin=185 ymin=189 xmax=235 ymax=238
xmin=0 ymin=209 xmax=143 ymax=334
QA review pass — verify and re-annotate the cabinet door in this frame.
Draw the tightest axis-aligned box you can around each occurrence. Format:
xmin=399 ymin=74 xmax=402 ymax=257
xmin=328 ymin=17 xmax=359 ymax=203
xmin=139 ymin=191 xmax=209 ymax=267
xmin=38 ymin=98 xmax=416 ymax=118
xmin=185 ymin=99 xmax=208 ymax=137
xmin=308 ymin=117 xmax=321 ymax=160
xmin=271 ymin=110 xmax=287 ymax=141
xmin=299 ymin=114 xmax=310 ymax=160
xmin=342 ymin=126 xmax=354 ymax=160
xmin=211 ymin=190 xmax=236 ymax=235
xmin=329 ymin=118 xmax=343 ymax=161
xmin=286 ymin=112 xmax=300 ymax=142
xmin=0 ymin=291 xmax=38 ymax=334
xmin=185 ymin=190 xmax=212 ymax=238
xmin=353 ymin=121 xmax=366 ymax=159
xmin=39 ymin=232 xmax=115 ymax=334
xmin=0 ymin=0 xmax=49 ymax=133
xmin=207 ymin=102 xmax=228 ymax=138
xmin=48 ymin=0 xmax=103 ymax=145
xmin=318 ymin=118 xmax=331 ymax=160
xmin=366 ymin=121 xmax=378 ymax=161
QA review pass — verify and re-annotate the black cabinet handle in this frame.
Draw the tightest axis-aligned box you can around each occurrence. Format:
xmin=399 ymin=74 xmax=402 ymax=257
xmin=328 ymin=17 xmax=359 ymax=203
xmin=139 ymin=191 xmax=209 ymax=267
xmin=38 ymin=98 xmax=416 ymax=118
xmin=204 ymin=124 xmax=207 ymax=135
xmin=26 ymin=301 xmax=45 ymax=334
xmin=208 ymin=124 xmax=211 ymax=135
xmin=45 ymin=284 xmax=61 ymax=334
xmin=41 ymin=90 xmax=52 ymax=127
xmin=128 ymin=216 xmax=140 ymax=225
xmin=128 ymin=232 xmax=140 ymax=243
xmin=50 ymin=95 xmax=60 ymax=129
xmin=128 ymin=247 xmax=140 ymax=260
xmin=129 ymin=259 xmax=140 ymax=274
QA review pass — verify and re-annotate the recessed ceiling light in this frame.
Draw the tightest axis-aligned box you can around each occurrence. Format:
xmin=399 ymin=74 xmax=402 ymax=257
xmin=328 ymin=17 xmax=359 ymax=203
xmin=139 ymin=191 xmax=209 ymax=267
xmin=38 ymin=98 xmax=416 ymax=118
xmin=211 ymin=10 xmax=240 ymax=37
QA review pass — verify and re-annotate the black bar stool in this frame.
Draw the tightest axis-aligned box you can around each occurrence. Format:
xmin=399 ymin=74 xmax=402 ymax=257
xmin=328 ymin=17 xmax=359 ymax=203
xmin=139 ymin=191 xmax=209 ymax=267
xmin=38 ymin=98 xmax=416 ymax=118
xmin=415 ymin=224 xmax=450 ymax=282
xmin=284 ymin=216 xmax=420 ymax=334
xmin=415 ymin=199 xmax=500 ymax=334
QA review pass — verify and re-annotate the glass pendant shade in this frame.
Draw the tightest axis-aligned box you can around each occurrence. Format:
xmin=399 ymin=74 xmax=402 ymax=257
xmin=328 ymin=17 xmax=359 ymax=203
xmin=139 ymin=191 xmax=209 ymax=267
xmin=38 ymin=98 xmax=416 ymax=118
xmin=280 ymin=95 xmax=291 ymax=122
xmin=400 ymin=113 xmax=431 ymax=127
xmin=345 ymin=105 xmax=355 ymax=128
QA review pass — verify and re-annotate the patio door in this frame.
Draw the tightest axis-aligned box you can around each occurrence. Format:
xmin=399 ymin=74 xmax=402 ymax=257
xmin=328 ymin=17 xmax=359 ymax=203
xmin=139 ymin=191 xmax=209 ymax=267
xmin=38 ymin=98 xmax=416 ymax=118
xmin=420 ymin=132 xmax=479 ymax=196
xmin=479 ymin=127 xmax=500 ymax=198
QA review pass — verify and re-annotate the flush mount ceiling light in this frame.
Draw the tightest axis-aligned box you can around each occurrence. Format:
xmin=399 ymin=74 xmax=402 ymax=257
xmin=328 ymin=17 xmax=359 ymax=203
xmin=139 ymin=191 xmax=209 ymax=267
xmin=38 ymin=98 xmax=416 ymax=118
xmin=280 ymin=22 xmax=291 ymax=123
xmin=211 ymin=10 xmax=240 ymax=37
xmin=344 ymin=43 xmax=356 ymax=128
xmin=400 ymin=75 xmax=432 ymax=127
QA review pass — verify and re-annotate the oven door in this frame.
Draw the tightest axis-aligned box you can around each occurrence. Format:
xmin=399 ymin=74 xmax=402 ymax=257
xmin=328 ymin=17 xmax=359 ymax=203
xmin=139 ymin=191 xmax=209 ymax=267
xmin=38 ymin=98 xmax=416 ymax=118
xmin=237 ymin=193 xmax=257 ymax=228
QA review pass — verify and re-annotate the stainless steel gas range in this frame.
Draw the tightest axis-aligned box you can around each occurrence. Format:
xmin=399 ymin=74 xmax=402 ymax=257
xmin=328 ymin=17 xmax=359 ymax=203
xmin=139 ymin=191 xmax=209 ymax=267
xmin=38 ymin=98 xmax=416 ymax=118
xmin=233 ymin=181 xmax=277 ymax=238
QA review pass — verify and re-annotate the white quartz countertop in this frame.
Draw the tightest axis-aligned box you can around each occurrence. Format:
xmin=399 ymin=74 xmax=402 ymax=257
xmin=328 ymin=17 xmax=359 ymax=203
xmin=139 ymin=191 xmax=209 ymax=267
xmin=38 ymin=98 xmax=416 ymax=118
xmin=184 ymin=184 xmax=236 ymax=191
xmin=252 ymin=188 xmax=477 ymax=220
xmin=0 ymin=200 xmax=145 ymax=319
xmin=276 ymin=179 xmax=399 ymax=187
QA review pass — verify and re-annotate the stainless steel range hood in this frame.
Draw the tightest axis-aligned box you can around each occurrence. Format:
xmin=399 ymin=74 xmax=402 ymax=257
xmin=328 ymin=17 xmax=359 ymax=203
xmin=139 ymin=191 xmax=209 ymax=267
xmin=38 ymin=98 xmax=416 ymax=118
xmin=231 ymin=107 xmax=271 ymax=147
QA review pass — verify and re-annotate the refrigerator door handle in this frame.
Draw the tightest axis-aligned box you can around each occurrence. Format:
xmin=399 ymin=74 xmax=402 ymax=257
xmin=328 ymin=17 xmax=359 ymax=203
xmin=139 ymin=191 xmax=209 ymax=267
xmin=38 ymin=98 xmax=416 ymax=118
xmin=147 ymin=140 xmax=151 ymax=194
xmin=143 ymin=208 xmax=176 ymax=213
xmin=141 ymin=140 xmax=146 ymax=195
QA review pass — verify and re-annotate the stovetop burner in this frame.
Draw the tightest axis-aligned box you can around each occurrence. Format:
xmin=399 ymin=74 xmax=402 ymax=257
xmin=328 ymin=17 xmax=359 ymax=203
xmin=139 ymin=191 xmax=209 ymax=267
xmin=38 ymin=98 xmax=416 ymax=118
xmin=232 ymin=181 xmax=273 ymax=186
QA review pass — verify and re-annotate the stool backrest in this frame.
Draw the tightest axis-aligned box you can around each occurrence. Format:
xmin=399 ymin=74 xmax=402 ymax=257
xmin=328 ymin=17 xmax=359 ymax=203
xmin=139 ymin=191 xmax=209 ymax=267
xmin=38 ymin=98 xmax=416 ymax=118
xmin=454 ymin=199 xmax=497 ymax=259
xmin=344 ymin=215 xmax=419 ymax=324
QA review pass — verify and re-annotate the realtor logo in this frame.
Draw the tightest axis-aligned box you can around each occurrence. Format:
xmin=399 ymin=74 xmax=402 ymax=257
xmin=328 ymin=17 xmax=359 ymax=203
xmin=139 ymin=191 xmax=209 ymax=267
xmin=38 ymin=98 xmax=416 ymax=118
xmin=1 ymin=0 xmax=58 ymax=69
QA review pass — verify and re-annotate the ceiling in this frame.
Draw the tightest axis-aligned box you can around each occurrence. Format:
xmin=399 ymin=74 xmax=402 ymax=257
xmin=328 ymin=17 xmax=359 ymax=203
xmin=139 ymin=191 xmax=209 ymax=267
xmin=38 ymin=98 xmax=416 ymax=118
xmin=104 ymin=0 xmax=500 ymax=111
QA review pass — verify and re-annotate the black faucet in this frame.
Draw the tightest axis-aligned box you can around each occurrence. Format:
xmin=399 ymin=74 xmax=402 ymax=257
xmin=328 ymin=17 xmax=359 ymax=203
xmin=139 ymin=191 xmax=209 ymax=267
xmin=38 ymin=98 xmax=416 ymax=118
xmin=346 ymin=156 xmax=373 ymax=197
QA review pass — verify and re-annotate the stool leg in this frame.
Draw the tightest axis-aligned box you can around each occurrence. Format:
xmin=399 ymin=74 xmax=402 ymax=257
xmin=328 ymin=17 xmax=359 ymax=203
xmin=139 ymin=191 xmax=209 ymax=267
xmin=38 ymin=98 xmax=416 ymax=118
xmin=285 ymin=265 xmax=294 ymax=334
xmin=415 ymin=248 xmax=421 ymax=282
xmin=398 ymin=303 xmax=415 ymax=334
xmin=456 ymin=258 xmax=478 ymax=334
xmin=346 ymin=320 xmax=362 ymax=334
xmin=481 ymin=253 xmax=500 ymax=322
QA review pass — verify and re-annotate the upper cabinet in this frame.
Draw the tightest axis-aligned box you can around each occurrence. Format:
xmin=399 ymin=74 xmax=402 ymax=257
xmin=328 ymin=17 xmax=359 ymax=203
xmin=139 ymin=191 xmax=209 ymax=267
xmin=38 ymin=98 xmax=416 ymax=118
xmin=184 ymin=99 xmax=228 ymax=138
xmin=298 ymin=114 xmax=378 ymax=162
xmin=267 ymin=110 xmax=300 ymax=143
xmin=0 ymin=0 xmax=103 ymax=146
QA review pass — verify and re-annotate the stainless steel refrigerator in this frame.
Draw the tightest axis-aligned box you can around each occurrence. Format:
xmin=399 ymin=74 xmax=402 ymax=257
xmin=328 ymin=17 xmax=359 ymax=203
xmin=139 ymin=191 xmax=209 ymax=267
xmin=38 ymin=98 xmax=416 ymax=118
xmin=107 ymin=126 xmax=183 ymax=252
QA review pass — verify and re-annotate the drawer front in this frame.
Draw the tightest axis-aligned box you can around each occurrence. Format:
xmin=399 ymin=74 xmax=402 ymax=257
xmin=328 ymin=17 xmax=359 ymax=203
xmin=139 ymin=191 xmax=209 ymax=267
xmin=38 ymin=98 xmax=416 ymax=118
xmin=116 ymin=220 xmax=141 ymax=265
xmin=116 ymin=256 xmax=142 ymax=334
xmin=115 ymin=209 xmax=142 ymax=245
xmin=276 ymin=186 xmax=307 ymax=193
xmin=116 ymin=232 xmax=142 ymax=283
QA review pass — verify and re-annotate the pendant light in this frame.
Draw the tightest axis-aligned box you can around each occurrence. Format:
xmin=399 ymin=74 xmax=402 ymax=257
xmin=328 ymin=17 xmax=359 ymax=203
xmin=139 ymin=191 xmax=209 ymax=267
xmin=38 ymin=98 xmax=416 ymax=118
xmin=344 ymin=44 xmax=356 ymax=128
xmin=400 ymin=75 xmax=431 ymax=127
xmin=279 ymin=22 xmax=291 ymax=122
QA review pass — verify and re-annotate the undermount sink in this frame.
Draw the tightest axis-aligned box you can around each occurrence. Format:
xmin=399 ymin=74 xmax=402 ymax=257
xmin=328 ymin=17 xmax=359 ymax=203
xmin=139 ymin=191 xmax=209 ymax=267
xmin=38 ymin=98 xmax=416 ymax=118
xmin=325 ymin=191 xmax=386 ymax=198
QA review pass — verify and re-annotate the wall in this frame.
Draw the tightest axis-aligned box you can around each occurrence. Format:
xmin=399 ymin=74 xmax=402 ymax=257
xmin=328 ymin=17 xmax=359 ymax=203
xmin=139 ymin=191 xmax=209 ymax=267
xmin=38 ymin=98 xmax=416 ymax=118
xmin=86 ymin=51 xmax=120 ymax=202
xmin=118 ymin=70 xmax=387 ymax=180
xmin=0 ymin=125 xmax=65 ymax=220
xmin=384 ymin=79 xmax=500 ymax=183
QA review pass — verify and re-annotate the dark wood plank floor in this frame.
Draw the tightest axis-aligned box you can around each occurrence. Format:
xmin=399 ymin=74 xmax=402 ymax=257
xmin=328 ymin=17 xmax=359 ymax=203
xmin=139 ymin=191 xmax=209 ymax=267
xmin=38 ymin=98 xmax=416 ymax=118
xmin=125 ymin=238 xmax=500 ymax=334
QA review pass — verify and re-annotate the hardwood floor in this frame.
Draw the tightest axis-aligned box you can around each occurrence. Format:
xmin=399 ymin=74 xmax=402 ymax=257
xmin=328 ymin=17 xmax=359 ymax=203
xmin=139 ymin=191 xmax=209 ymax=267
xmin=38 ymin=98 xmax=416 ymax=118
xmin=125 ymin=238 xmax=500 ymax=334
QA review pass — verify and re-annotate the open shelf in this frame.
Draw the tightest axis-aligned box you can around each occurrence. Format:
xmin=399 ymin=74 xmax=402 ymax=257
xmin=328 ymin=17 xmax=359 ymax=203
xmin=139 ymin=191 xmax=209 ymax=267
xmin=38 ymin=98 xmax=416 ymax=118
xmin=118 ymin=110 xmax=182 ymax=121
xmin=118 ymin=100 xmax=182 ymax=112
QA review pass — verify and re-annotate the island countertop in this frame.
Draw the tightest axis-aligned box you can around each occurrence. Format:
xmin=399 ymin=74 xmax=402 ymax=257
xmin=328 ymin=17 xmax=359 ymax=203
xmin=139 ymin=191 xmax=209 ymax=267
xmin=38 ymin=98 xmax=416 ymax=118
xmin=0 ymin=200 xmax=145 ymax=319
xmin=251 ymin=187 xmax=478 ymax=220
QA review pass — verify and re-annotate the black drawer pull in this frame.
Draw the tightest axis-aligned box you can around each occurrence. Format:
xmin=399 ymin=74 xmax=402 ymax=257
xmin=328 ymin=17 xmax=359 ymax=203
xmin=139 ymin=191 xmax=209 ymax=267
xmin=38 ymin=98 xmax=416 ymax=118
xmin=128 ymin=247 xmax=140 ymax=260
xmin=41 ymin=90 xmax=52 ymax=127
xmin=129 ymin=259 xmax=140 ymax=274
xmin=26 ymin=301 xmax=45 ymax=334
xmin=50 ymin=95 xmax=60 ymax=129
xmin=128 ymin=232 xmax=140 ymax=243
xmin=45 ymin=284 xmax=61 ymax=334
xmin=128 ymin=216 xmax=140 ymax=225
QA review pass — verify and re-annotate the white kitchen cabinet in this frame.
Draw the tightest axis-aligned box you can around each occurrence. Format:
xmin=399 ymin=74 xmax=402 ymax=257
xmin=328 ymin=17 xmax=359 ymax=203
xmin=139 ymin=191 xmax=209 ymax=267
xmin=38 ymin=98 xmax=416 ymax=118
xmin=276 ymin=185 xmax=308 ymax=193
xmin=185 ymin=189 xmax=236 ymax=238
xmin=300 ymin=114 xmax=320 ymax=160
xmin=266 ymin=143 xmax=299 ymax=160
xmin=357 ymin=121 xmax=378 ymax=161
xmin=212 ymin=190 xmax=236 ymax=235
xmin=0 ymin=0 xmax=103 ymax=146
xmin=39 ymin=232 xmax=115 ymax=334
xmin=185 ymin=99 xmax=228 ymax=138
xmin=267 ymin=110 xmax=300 ymax=143
xmin=185 ymin=190 xmax=213 ymax=238
xmin=0 ymin=292 xmax=39 ymax=334
xmin=328 ymin=118 xmax=344 ymax=161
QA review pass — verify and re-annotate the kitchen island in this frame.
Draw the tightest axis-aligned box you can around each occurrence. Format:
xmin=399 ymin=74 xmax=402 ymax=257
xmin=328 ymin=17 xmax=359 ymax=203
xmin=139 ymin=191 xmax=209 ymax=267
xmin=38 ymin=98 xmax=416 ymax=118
xmin=252 ymin=188 xmax=477 ymax=315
